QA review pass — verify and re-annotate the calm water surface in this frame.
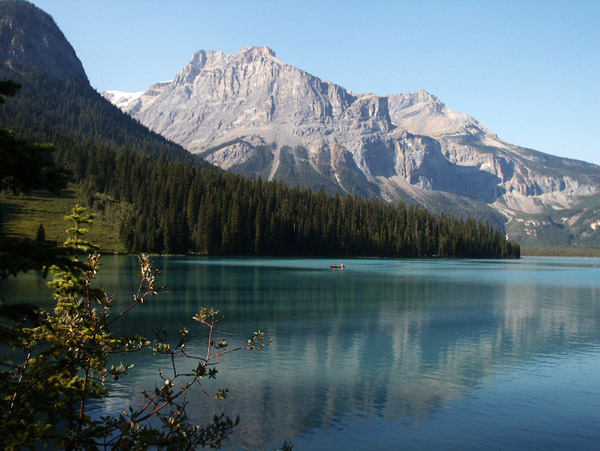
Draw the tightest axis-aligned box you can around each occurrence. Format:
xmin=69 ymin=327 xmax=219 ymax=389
xmin=7 ymin=257 xmax=600 ymax=449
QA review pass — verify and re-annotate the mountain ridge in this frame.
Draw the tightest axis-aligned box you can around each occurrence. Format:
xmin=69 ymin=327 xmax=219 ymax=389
xmin=103 ymin=46 xmax=600 ymax=246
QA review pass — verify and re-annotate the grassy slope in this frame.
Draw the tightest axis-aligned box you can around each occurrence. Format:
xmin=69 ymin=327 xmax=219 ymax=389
xmin=1 ymin=186 xmax=126 ymax=253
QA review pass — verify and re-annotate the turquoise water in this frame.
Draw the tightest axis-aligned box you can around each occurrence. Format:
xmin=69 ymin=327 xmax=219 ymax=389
xmin=5 ymin=257 xmax=600 ymax=449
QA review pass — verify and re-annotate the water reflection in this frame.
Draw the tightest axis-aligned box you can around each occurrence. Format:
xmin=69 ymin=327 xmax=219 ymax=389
xmin=3 ymin=257 xmax=600 ymax=449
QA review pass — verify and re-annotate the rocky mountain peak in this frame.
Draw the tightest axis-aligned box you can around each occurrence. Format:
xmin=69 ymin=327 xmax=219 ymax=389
xmin=114 ymin=46 xmax=388 ymax=151
xmin=237 ymin=45 xmax=277 ymax=61
xmin=392 ymin=89 xmax=443 ymax=110
xmin=387 ymin=89 xmax=504 ymax=146
xmin=186 ymin=46 xmax=278 ymax=72
xmin=0 ymin=0 xmax=88 ymax=83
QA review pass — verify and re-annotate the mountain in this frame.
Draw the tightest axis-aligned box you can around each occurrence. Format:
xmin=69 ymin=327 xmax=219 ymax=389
xmin=0 ymin=0 xmax=87 ymax=83
xmin=104 ymin=46 xmax=600 ymax=247
xmin=0 ymin=0 xmax=203 ymax=164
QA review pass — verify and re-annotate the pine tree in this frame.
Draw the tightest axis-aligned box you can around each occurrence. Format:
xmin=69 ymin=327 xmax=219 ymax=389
xmin=35 ymin=223 xmax=46 ymax=242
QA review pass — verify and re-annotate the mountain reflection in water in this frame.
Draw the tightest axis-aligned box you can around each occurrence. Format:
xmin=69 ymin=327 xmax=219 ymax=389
xmin=6 ymin=257 xmax=600 ymax=449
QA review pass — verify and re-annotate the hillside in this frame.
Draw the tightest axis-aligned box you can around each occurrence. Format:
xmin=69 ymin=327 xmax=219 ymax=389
xmin=0 ymin=1 xmax=205 ymax=164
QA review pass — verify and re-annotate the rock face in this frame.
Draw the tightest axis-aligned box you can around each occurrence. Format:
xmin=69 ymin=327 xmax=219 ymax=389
xmin=0 ymin=0 xmax=88 ymax=83
xmin=116 ymin=47 xmax=393 ymax=154
xmin=104 ymin=45 xmax=600 ymax=243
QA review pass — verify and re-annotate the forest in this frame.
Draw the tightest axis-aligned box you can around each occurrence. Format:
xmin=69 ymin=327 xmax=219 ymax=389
xmin=71 ymin=146 xmax=519 ymax=258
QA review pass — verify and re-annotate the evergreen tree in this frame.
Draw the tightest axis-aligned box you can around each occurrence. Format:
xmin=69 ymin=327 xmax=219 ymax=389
xmin=35 ymin=223 xmax=46 ymax=242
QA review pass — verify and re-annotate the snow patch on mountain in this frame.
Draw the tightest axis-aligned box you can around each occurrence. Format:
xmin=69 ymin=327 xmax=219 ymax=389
xmin=103 ymin=90 xmax=144 ymax=109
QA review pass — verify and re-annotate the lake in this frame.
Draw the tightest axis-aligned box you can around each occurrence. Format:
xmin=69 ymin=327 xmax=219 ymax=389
xmin=5 ymin=256 xmax=600 ymax=449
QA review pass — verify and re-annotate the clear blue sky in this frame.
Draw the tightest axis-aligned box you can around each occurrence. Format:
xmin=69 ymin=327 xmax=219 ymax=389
xmin=29 ymin=0 xmax=600 ymax=165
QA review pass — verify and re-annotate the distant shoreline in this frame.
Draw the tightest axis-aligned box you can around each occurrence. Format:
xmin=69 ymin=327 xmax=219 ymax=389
xmin=521 ymin=247 xmax=600 ymax=258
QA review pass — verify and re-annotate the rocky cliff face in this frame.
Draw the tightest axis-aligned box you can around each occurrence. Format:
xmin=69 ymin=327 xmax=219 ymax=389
xmin=104 ymin=46 xmax=600 ymax=238
xmin=0 ymin=0 xmax=88 ymax=83
xmin=116 ymin=46 xmax=393 ymax=155
xmin=387 ymin=91 xmax=598 ymax=214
